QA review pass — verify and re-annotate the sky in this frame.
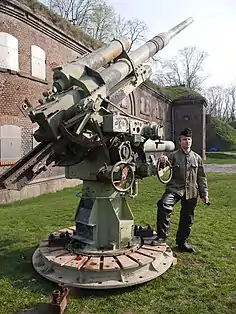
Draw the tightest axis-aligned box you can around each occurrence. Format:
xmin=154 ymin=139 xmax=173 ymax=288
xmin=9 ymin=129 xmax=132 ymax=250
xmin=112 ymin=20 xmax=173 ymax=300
xmin=40 ymin=0 xmax=236 ymax=88
xmin=106 ymin=0 xmax=236 ymax=87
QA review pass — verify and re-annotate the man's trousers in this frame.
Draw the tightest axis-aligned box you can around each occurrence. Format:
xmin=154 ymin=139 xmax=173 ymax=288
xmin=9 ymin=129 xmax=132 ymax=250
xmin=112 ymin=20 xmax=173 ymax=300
xmin=156 ymin=192 xmax=197 ymax=244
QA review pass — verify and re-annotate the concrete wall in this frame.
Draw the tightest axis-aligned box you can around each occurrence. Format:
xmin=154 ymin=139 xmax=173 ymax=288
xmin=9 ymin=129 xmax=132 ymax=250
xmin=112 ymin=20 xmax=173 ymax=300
xmin=0 ymin=176 xmax=81 ymax=204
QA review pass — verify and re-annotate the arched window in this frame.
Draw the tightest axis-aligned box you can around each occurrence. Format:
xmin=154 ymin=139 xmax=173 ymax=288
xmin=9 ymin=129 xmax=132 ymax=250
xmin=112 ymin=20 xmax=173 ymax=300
xmin=140 ymin=96 xmax=150 ymax=115
xmin=0 ymin=32 xmax=19 ymax=71
xmin=0 ymin=125 xmax=21 ymax=165
xmin=31 ymin=45 xmax=46 ymax=80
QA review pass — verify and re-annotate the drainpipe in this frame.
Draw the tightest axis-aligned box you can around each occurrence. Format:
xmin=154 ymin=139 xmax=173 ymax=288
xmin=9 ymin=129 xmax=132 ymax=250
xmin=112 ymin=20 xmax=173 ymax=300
xmin=171 ymin=104 xmax=175 ymax=142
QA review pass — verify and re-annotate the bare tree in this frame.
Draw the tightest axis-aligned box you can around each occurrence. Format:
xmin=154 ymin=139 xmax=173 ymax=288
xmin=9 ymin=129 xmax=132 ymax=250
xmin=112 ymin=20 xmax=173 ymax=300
xmin=45 ymin=0 xmax=148 ymax=48
xmin=72 ymin=0 xmax=97 ymax=26
xmin=202 ymin=84 xmax=236 ymax=122
xmin=49 ymin=0 xmax=96 ymax=26
xmin=224 ymin=85 xmax=236 ymax=122
xmin=113 ymin=15 xmax=148 ymax=50
xmin=50 ymin=0 xmax=76 ymax=19
xmin=84 ymin=1 xmax=116 ymax=42
xmin=152 ymin=46 xmax=209 ymax=91
xmin=202 ymin=86 xmax=226 ymax=117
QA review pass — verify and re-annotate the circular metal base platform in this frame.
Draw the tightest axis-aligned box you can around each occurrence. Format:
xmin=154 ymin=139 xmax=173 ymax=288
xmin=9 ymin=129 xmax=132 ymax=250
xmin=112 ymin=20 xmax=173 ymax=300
xmin=32 ymin=226 xmax=174 ymax=289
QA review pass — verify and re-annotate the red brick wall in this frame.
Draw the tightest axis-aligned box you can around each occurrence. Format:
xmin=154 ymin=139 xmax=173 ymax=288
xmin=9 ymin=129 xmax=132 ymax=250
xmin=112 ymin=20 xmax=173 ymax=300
xmin=0 ymin=1 xmax=90 ymax=177
xmin=0 ymin=14 xmax=87 ymax=121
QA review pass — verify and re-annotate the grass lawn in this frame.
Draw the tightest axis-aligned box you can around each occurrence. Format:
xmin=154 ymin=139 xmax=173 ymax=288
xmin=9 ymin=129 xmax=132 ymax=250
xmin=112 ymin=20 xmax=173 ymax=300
xmin=205 ymin=152 xmax=236 ymax=164
xmin=0 ymin=173 xmax=236 ymax=314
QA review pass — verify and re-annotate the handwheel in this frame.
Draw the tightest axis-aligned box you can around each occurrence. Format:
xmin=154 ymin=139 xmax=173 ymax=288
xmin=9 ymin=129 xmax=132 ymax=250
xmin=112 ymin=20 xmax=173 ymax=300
xmin=156 ymin=159 xmax=173 ymax=184
xmin=111 ymin=161 xmax=135 ymax=192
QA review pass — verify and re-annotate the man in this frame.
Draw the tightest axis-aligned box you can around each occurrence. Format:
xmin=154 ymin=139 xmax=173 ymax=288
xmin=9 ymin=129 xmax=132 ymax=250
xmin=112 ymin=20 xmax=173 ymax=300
xmin=153 ymin=127 xmax=209 ymax=253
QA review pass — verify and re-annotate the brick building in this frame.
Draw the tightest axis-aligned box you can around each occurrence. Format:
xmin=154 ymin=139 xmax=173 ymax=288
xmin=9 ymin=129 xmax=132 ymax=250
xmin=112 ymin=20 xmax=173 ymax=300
xmin=0 ymin=0 xmax=206 ymax=204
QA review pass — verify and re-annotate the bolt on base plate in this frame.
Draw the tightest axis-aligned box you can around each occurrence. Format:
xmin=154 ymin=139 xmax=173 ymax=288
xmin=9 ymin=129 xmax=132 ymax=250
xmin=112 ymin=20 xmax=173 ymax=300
xmin=32 ymin=226 xmax=174 ymax=289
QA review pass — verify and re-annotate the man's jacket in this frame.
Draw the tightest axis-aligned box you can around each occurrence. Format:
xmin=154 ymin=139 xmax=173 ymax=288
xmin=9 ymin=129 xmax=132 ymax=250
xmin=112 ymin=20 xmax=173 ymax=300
xmin=165 ymin=149 xmax=208 ymax=199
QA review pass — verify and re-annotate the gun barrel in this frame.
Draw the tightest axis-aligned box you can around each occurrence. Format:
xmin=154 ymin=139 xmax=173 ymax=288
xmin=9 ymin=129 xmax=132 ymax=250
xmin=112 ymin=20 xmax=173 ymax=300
xmin=53 ymin=37 xmax=131 ymax=92
xmin=100 ymin=17 xmax=193 ymax=91
xmin=167 ymin=17 xmax=194 ymax=39
xmin=79 ymin=38 xmax=131 ymax=69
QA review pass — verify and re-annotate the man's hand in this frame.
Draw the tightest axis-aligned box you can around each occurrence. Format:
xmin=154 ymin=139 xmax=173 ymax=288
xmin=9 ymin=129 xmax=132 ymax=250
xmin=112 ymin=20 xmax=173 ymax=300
xmin=201 ymin=196 xmax=210 ymax=205
xmin=158 ymin=155 xmax=169 ymax=165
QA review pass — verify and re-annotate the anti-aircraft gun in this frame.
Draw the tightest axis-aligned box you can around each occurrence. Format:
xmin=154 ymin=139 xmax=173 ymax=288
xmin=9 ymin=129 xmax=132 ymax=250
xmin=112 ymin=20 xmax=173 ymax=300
xmin=0 ymin=17 xmax=193 ymax=289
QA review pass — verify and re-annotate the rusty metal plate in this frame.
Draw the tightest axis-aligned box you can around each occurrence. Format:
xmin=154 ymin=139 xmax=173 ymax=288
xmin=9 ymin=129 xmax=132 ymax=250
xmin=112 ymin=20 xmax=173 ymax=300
xmin=141 ymin=244 xmax=166 ymax=253
xmin=137 ymin=248 xmax=165 ymax=259
xmin=116 ymin=254 xmax=139 ymax=269
xmin=64 ymin=255 xmax=89 ymax=269
xmin=43 ymin=249 xmax=69 ymax=261
xmin=127 ymin=252 xmax=154 ymax=266
xmin=102 ymin=257 xmax=120 ymax=270
xmin=52 ymin=253 xmax=78 ymax=266
xmin=81 ymin=257 xmax=101 ymax=271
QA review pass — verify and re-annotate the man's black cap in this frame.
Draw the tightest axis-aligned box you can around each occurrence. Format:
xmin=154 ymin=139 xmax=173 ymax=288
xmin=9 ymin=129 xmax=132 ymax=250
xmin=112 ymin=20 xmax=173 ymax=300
xmin=179 ymin=127 xmax=192 ymax=137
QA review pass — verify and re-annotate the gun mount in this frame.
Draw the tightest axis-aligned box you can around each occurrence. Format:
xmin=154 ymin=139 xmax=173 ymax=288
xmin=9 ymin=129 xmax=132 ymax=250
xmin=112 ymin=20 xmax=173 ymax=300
xmin=0 ymin=17 xmax=193 ymax=289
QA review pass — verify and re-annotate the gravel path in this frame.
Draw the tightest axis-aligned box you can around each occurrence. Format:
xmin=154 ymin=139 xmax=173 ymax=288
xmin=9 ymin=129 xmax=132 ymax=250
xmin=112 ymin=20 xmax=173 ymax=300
xmin=205 ymin=164 xmax=236 ymax=173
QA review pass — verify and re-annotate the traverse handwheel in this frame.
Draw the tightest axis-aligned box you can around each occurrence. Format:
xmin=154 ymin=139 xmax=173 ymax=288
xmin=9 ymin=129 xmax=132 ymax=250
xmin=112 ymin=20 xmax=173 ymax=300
xmin=156 ymin=159 xmax=173 ymax=184
xmin=111 ymin=161 xmax=135 ymax=192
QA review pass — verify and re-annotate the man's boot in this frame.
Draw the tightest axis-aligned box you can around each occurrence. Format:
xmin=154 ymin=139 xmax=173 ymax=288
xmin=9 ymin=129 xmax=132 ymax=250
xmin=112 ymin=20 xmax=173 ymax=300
xmin=177 ymin=241 xmax=195 ymax=253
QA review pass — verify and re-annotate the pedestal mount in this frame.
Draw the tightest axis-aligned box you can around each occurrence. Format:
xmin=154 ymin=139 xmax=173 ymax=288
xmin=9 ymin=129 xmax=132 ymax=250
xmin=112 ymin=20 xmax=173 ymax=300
xmin=32 ymin=226 xmax=174 ymax=289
